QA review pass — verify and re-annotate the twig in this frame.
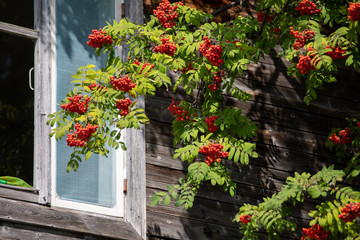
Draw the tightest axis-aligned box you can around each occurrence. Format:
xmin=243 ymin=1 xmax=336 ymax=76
xmin=211 ymin=0 xmax=245 ymax=17
xmin=251 ymin=8 xmax=270 ymax=45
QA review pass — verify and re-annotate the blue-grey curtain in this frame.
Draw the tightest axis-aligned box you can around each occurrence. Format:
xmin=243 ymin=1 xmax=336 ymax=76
xmin=56 ymin=0 xmax=117 ymax=207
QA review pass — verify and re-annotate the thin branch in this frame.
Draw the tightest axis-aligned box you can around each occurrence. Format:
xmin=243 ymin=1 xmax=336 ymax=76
xmin=251 ymin=8 xmax=270 ymax=45
xmin=211 ymin=0 xmax=245 ymax=17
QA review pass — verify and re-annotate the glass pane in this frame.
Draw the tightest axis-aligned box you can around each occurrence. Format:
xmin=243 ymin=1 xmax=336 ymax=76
xmin=0 ymin=0 xmax=34 ymax=29
xmin=0 ymin=32 xmax=34 ymax=186
xmin=55 ymin=0 xmax=117 ymax=207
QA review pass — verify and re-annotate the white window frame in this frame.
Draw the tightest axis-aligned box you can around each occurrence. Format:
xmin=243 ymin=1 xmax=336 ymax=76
xmin=49 ymin=0 xmax=126 ymax=217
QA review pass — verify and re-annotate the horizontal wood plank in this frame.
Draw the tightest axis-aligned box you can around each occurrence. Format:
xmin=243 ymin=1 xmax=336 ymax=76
xmin=0 ymin=198 xmax=141 ymax=239
xmin=147 ymin=210 xmax=298 ymax=240
xmin=0 ymin=185 xmax=38 ymax=203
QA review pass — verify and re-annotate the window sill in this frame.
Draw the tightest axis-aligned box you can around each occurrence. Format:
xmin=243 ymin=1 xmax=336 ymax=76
xmin=0 ymin=184 xmax=39 ymax=203
xmin=0 ymin=197 xmax=141 ymax=239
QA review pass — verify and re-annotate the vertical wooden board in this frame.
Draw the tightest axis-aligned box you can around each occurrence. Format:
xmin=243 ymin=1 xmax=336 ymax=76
xmin=124 ymin=1 xmax=146 ymax=239
xmin=34 ymin=0 xmax=55 ymax=205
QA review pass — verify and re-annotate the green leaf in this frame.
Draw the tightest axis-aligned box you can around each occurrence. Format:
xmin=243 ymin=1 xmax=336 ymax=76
xmin=164 ymin=195 xmax=171 ymax=205
xmin=85 ymin=151 xmax=93 ymax=161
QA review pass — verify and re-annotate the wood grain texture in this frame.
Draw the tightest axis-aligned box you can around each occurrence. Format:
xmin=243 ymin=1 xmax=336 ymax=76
xmin=124 ymin=1 xmax=147 ymax=239
xmin=0 ymin=185 xmax=38 ymax=203
xmin=0 ymin=21 xmax=39 ymax=40
xmin=147 ymin=210 xmax=299 ymax=240
xmin=34 ymin=0 xmax=54 ymax=205
xmin=0 ymin=197 xmax=141 ymax=239
xmin=143 ymin=46 xmax=360 ymax=239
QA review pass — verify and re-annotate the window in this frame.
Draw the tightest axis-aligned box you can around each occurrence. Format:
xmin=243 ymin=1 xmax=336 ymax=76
xmin=52 ymin=0 xmax=125 ymax=216
xmin=0 ymin=0 xmax=125 ymax=216
xmin=0 ymin=0 xmax=36 ymax=188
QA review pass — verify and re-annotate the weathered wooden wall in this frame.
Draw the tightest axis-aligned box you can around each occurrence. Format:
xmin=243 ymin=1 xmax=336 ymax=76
xmin=144 ymin=0 xmax=257 ymax=22
xmin=144 ymin=2 xmax=360 ymax=237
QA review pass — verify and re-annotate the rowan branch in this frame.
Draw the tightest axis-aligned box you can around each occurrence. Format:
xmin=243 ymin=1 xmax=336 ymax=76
xmin=211 ymin=0 xmax=246 ymax=17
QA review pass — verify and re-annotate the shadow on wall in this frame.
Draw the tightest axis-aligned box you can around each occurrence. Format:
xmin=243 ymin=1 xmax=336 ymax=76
xmin=56 ymin=0 xmax=115 ymax=61
xmin=145 ymin=45 xmax=360 ymax=239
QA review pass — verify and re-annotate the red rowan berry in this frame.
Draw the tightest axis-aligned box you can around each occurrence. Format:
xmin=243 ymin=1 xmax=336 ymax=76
xmin=295 ymin=0 xmax=321 ymax=15
xmin=168 ymin=99 xmax=192 ymax=121
xmin=110 ymin=75 xmax=136 ymax=92
xmin=154 ymin=38 xmax=177 ymax=56
xmin=256 ymin=12 xmax=276 ymax=23
xmin=239 ymin=215 xmax=251 ymax=224
xmin=348 ymin=2 xmax=360 ymax=21
xmin=297 ymin=55 xmax=315 ymax=74
xmin=290 ymin=27 xmax=315 ymax=50
xmin=205 ymin=116 xmax=218 ymax=133
xmin=66 ymin=123 xmax=98 ymax=147
xmin=199 ymin=143 xmax=229 ymax=166
xmin=60 ymin=94 xmax=90 ymax=114
xmin=153 ymin=0 xmax=181 ymax=28
xmin=329 ymin=127 xmax=352 ymax=145
xmin=338 ymin=202 xmax=360 ymax=223
xmin=133 ymin=60 xmax=154 ymax=76
xmin=301 ymin=224 xmax=329 ymax=240
xmin=199 ymin=37 xmax=223 ymax=66
xmin=87 ymin=28 xmax=113 ymax=49
xmin=329 ymin=133 xmax=340 ymax=145
xmin=180 ymin=62 xmax=195 ymax=74
xmin=325 ymin=45 xmax=348 ymax=60
xmin=116 ymin=98 xmax=132 ymax=117
xmin=88 ymin=83 xmax=108 ymax=92
xmin=340 ymin=127 xmax=352 ymax=144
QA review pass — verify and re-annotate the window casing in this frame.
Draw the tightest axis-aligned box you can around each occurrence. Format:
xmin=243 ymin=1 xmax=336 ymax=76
xmin=0 ymin=0 xmax=125 ymax=216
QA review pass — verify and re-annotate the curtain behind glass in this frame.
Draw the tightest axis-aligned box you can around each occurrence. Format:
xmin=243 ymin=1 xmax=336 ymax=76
xmin=56 ymin=0 xmax=117 ymax=207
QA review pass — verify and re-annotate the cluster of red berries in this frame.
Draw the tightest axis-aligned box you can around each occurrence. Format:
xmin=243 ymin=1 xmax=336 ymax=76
xmin=325 ymin=45 xmax=348 ymax=60
xmin=256 ymin=12 xmax=276 ymax=23
xmin=239 ymin=215 xmax=251 ymax=224
xmin=153 ymin=0 xmax=182 ymax=28
xmin=66 ymin=123 xmax=98 ymax=147
xmin=154 ymin=38 xmax=177 ymax=56
xmin=205 ymin=116 xmax=218 ymax=133
xmin=358 ymin=122 xmax=360 ymax=128
xmin=348 ymin=2 xmax=360 ymax=21
xmin=87 ymin=28 xmax=113 ymax=49
xmin=110 ymin=75 xmax=136 ymax=92
xmin=61 ymin=94 xmax=90 ymax=114
xmin=133 ymin=60 xmax=154 ymax=76
xmin=295 ymin=0 xmax=321 ymax=15
xmin=272 ymin=27 xmax=281 ymax=33
xmin=297 ymin=55 xmax=315 ymax=74
xmin=116 ymin=98 xmax=132 ymax=117
xmin=208 ymin=71 xmax=225 ymax=91
xmin=338 ymin=202 xmax=360 ymax=223
xmin=200 ymin=37 xmax=223 ymax=66
xmin=290 ymin=27 xmax=316 ymax=50
xmin=199 ymin=143 xmax=229 ymax=166
xmin=301 ymin=224 xmax=329 ymax=240
xmin=180 ymin=62 xmax=195 ymax=73
xmin=329 ymin=127 xmax=352 ymax=145
xmin=226 ymin=39 xmax=239 ymax=44
xmin=88 ymin=83 xmax=108 ymax=92
xmin=168 ymin=99 xmax=194 ymax=121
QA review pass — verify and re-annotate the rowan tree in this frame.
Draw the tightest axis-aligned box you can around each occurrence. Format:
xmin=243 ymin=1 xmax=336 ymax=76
xmin=49 ymin=0 xmax=360 ymax=239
